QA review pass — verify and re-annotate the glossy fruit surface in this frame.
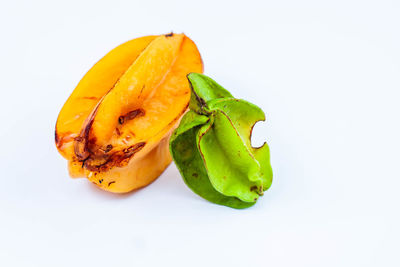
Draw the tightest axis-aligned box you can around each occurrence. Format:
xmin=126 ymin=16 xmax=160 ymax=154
xmin=55 ymin=33 xmax=203 ymax=193
xmin=170 ymin=73 xmax=272 ymax=208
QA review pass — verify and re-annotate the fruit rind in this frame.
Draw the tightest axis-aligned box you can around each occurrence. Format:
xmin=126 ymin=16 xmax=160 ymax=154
xmin=170 ymin=73 xmax=273 ymax=208
xmin=55 ymin=33 xmax=203 ymax=193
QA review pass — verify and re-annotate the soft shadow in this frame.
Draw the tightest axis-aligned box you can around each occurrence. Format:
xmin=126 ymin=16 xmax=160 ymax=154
xmin=85 ymin=180 xmax=139 ymax=200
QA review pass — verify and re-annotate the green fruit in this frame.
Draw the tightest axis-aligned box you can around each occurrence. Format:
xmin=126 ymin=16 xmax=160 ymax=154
xmin=170 ymin=73 xmax=273 ymax=209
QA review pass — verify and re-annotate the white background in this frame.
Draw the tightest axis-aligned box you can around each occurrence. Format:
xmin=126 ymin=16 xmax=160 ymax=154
xmin=0 ymin=0 xmax=399 ymax=266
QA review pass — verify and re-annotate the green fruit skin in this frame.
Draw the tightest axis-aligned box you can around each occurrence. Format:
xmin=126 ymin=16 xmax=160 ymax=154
xmin=170 ymin=73 xmax=273 ymax=209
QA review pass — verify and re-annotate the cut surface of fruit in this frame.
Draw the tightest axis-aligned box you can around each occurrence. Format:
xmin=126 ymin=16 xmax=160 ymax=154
xmin=55 ymin=33 xmax=203 ymax=193
xmin=56 ymin=35 xmax=156 ymax=159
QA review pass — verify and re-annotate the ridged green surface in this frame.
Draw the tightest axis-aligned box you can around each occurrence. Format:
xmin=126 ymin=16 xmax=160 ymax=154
xmin=170 ymin=73 xmax=273 ymax=208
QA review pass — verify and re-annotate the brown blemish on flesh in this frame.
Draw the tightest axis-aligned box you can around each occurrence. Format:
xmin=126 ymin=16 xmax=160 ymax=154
xmin=192 ymin=173 xmax=198 ymax=178
xmin=126 ymin=109 xmax=145 ymax=120
xmin=104 ymin=144 xmax=113 ymax=153
xmin=250 ymin=185 xmax=264 ymax=196
xmin=83 ymin=142 xmax=146 ymax=172
xmin=165 ymin=32 xmax=174 ymax=37
xmin=84 ymin=159 xmax=111 ymax=172
xmin=122 ymin=142 xmax=146 ymax=157
xmin=118 ymin=109 xmax=145 ymax=125
xmin=74 ymin=100 xmax=102 ymax=161
xmin=108 ymin=181 xmax=116 ymax=187
xmin=250 ymin=185 xmax=258 ymax=192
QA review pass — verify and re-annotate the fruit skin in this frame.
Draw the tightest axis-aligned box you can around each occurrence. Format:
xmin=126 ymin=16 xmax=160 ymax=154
xmin=170 ymin=73 xmax=273 ymax=209
xmin=55 ymin=33 xmax=203 ymax=193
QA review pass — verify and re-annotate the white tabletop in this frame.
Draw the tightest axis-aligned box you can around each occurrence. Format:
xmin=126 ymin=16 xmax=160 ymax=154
xmin=0 ymin=0 xmax=399 ymax=266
